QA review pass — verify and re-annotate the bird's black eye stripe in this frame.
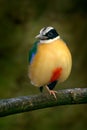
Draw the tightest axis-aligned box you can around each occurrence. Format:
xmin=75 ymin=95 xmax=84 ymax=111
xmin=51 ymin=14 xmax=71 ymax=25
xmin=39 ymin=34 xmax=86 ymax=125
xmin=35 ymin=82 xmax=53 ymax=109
xmin=43 ymin=27 xmax=47 ymax=32
xmin=45 ymin=29 xmax=59 ymax=39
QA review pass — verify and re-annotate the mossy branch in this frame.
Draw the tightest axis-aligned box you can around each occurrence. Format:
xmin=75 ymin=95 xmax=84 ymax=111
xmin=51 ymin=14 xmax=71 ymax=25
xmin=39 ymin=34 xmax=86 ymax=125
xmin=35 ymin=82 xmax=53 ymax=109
xmin=0 ymin=88 xmax=87 ymax=117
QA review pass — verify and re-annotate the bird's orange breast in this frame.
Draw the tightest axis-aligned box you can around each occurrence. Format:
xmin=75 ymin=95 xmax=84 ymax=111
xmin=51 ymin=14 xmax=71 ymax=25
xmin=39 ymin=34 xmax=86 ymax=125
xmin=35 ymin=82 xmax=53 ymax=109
xmin=29 ymin=39 xmax=72 ymax=87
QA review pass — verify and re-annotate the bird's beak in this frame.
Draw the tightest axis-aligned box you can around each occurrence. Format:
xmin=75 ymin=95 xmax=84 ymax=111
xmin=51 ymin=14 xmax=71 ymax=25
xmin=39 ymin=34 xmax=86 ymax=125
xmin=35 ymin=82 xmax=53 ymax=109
xmin=35 ymin=34 xmax=41 ymax=39
xmin=35 ymin=34 xmax=48 ymax=40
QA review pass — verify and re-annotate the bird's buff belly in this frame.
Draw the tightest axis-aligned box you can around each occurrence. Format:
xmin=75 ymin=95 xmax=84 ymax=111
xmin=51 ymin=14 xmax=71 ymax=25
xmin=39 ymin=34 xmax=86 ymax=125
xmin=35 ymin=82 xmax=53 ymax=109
xmin=29 ymin=54 xmax=71 ymax=87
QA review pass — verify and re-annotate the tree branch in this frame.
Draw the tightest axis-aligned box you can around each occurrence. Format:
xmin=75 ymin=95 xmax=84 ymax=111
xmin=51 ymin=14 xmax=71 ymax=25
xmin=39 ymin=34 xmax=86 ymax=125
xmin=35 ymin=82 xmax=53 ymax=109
xmin=0 ymin=88 xmax=87 ymax=117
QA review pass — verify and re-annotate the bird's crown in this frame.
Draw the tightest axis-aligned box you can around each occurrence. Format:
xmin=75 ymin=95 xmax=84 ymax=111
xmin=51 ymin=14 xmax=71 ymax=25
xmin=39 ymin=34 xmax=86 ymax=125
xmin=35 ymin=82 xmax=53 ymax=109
xmin=35 ymin=26 xmax=60 ymax=43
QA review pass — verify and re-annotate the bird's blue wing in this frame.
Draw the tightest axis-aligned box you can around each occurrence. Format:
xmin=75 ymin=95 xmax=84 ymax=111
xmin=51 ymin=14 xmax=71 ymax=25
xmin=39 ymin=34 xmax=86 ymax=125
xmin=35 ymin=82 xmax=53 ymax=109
xmin=28 ymin=41 xmax=39 ymax=64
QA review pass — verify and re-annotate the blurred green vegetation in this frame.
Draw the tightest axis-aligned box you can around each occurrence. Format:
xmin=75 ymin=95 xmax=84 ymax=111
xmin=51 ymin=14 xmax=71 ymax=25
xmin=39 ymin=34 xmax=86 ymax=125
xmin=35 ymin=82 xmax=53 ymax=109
xmin=0 ymin=0 xmax=87 ymax=130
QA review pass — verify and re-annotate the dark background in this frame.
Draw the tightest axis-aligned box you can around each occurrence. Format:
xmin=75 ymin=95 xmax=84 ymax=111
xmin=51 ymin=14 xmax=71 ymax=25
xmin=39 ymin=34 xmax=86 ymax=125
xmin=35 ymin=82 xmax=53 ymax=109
xmin=0 ymin=0 xmax=87 ymax=130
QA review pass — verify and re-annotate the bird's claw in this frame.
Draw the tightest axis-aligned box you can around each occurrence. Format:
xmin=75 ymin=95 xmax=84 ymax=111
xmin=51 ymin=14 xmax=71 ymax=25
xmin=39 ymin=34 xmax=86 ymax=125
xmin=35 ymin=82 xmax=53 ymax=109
xmin=49 ymin=90 xmax=58 ymax=99
xmin=45 ymin=85 xmax=58 ymax=99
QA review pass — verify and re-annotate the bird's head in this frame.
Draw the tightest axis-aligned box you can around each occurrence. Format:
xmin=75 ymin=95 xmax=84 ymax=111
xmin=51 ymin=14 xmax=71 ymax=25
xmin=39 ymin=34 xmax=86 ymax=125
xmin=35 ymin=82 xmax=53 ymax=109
xmin=35 ymin=27 xmax=60 ymax=43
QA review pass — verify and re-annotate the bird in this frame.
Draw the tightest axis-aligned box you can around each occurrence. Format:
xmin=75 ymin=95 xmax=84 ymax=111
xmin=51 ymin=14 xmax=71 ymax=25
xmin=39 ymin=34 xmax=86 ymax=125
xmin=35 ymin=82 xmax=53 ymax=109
xmin=28 ymin=26 xmax=72 ymax=99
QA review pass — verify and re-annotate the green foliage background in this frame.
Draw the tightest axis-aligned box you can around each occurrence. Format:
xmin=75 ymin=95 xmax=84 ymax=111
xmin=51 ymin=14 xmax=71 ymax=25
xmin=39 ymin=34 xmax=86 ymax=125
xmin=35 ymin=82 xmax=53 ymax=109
xmin=0 ymin=0 xmax=87 ymax=130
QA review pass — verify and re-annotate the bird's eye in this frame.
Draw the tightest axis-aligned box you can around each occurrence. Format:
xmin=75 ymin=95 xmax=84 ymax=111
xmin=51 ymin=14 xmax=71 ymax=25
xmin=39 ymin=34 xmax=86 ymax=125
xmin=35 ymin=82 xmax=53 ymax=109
xmin=46 ymin=31 xmax=53 ymax=38
xmin=45 ymin=29 xmax=58 ymax=39
xmin=47 ymin=32 xmax=53 ymax=37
